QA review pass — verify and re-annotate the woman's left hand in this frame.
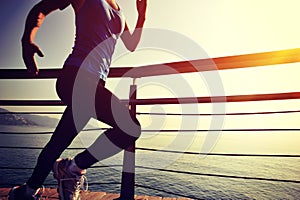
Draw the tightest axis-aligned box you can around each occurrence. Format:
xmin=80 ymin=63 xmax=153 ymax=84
xmin=136 ymin=0 xmax=147 ymax=18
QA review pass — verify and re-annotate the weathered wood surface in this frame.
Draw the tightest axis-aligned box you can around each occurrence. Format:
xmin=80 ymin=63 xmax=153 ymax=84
xmin=0 ymin=188 xmax=192 ymax=200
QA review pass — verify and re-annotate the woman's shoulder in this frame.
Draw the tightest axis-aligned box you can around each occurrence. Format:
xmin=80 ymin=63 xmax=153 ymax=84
xmin=68 ymin=0 xmax=86 ymax=13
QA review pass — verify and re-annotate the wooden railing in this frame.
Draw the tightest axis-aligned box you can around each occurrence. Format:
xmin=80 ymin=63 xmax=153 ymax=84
xmin=1 ymin=48 xmax=300 ymax=199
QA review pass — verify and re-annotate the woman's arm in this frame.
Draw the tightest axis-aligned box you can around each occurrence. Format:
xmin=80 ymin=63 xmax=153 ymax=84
xmin=22 ymin=0 xmax=71 ymax=75
xmin=120 ymin=0 xmax=147 ymax=52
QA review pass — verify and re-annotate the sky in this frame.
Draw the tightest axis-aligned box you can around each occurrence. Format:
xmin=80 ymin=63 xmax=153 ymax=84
xmin=1 ymin=0 xmax=300 ymax=95
xmin=0 ymin=0 xmax=300 ymax=153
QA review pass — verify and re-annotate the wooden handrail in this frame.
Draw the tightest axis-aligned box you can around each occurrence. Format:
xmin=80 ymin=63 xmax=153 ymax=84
xmin=1 ymin=48 xmax=300 ymax=79
xmin=1 ymin=92 xmax=300 ymax=106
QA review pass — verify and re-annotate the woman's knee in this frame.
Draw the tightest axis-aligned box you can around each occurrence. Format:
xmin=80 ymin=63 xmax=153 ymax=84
xmin=120 ymin=116 xmax=141 ymax=146
xmin=112 ymin=113 xmax=141 ymax=139
xmin=120 ymin=117 xmax=141 ymax=142
xmin=104 ymin=119 xmax=141 ymax=150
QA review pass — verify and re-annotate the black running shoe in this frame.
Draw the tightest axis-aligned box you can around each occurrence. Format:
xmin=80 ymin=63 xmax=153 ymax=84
xmin=8 ymin=183 xmax=44 ymax=200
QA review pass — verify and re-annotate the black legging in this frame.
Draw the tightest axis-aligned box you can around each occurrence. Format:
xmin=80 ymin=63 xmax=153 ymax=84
xmin=27 ymin=66 xmax=141 ymax=189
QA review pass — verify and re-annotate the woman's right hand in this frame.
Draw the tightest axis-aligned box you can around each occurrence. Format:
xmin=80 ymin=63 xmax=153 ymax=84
xmin=22 ymin=41 xmax=44 ymax=76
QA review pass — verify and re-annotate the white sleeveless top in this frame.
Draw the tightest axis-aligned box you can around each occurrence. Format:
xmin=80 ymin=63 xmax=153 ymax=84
xmin=64 ymin=0 xmax=125 ymax=81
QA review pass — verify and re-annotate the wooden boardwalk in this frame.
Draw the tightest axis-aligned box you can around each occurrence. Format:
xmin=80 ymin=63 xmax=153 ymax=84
xmin=0 ymin=188 xmax=192 ymax=200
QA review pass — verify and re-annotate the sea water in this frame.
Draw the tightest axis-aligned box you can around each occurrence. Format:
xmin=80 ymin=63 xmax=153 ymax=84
xmin=0 ymin=125 xmax=300 ymax=199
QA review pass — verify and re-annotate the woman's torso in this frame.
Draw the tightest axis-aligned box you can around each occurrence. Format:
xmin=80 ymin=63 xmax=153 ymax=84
xmin=64 ymin=0 xmax=125 ymax=81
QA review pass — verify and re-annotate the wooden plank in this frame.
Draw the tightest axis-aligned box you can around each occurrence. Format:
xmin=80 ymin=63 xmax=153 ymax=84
xmin=42 ymin=187 xmax=58 ymax=198
xmin=0 ymin=188 xmax=188 ymax=200
xmin=81 ymin=191 xmax=107 ymax=199
xmin=135 ymin=195 xmax=152 ymax=200
xmin=147 ymin=196 xmax=163 ymax=200
xmin=0 ymin=188 xmax=10 ymax=197
xmin=99 ymin=193 xmax=120 ymax=200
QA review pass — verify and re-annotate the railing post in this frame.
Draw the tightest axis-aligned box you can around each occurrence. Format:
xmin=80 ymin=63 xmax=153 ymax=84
xmin=118 ymin=78 xmax=137 ymax=200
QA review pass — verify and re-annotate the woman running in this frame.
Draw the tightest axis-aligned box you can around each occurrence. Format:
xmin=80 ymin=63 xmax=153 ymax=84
xmin=9 ymin=0 xmax=147 ymax=199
